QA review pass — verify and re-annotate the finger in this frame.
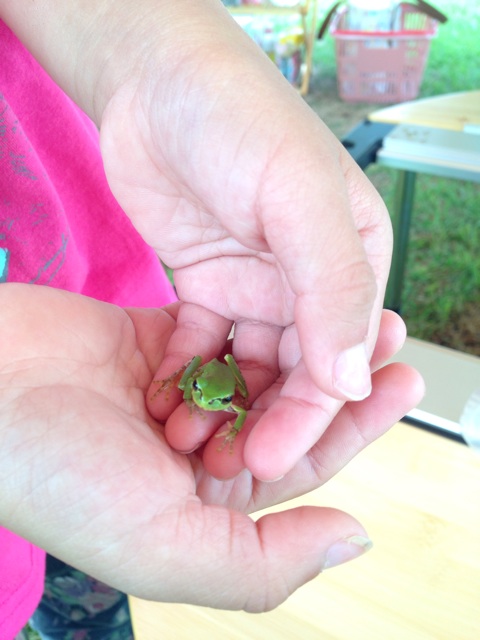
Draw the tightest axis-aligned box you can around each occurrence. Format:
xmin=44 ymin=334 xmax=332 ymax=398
xmin=225 ymin=362 xmax=424 ymax=514
xmin=201 ymin=309 xmax=408 ymax=481
xmin=245 ymin=360 xmax=342 ymax=481
xmin=129 ymin=503 xmax=372 ymax=612
xmin=125 ymin=303 xmax=180 ymax=374
xmin=244 ymin=360 xmax=424 ymax=483
xmin=306 ymin=362 xmax=425 ymax=481
xmin=202 ymin=411 xmax=260 ymax=479
xmin=370 ymin=309 xmax=407 ymax=372
xmin=164 ymin=402 xmax=228 ymax=453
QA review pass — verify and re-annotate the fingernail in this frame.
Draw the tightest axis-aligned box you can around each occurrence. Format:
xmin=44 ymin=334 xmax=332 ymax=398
xmin=323 ymin=535 xmax=373 ymax=570
xmin=262 ymin=475 xmax=285 ymax=483
xmin=334 ymin=343 xmax=372 ymax=401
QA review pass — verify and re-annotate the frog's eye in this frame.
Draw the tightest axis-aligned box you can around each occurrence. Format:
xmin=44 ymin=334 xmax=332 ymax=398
xmin=192 ymin=379 xmax=204 ymax=397
xmin=220 ymin=396 xmax=233 ymax=405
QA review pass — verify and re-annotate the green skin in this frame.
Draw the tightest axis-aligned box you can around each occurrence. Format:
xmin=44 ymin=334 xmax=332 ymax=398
xmin=152 ymin=355 xmax=249 ymax=449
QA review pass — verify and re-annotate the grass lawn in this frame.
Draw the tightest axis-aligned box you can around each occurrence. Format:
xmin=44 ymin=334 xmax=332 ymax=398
xmin=309 ymin=0 xmax=480 ymax=355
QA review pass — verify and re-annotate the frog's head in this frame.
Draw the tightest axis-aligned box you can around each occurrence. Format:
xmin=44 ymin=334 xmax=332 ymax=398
xmin=191 ymin=376 xmax=234 ymax=412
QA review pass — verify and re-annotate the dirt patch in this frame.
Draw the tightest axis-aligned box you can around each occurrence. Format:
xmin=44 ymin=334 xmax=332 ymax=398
xmin=305 ymin=75 xmax=378 ymax=138
xmin=430 ymin=301 xmax=480 ymax=356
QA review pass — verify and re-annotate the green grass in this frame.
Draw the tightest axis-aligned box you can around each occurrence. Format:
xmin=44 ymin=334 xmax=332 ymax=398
xmin=313 ymin=0 xmax=480 ymax=355
xmin=393 ymin=175 xmax=480 ymax=352
xmin=420 ymin=0 xmax=480 ymax=95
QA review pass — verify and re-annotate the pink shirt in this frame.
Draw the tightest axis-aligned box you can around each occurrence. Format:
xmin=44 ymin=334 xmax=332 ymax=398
xmin=0 ymin=20 xmax=176 ymax=638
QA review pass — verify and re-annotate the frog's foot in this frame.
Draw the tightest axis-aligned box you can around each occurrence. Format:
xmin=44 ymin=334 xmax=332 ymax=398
xmin=189 ymin=403 xmax=207 ymax=420
xmin=150 ymin=377 xmax=176 ymax=401
xmin=215 ymin=422 xmax=238 ymax=454
xmin=150 ymin=362 xmax=193 ymax=401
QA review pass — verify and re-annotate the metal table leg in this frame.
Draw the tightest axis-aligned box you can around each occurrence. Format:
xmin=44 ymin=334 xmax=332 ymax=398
xmin=385 ymin=170 xmax=417 ymax=313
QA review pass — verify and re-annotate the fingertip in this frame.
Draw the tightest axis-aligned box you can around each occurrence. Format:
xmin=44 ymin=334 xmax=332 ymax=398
xmin=398 ymin=361 xmax=426 ymax=404
xmin=380 ymin=308 xmax=407 ymax=338
xmin=370 ymin=309 xmax=407 ymax=372
xmin=381 ymin=359 xmax=426 ymax=399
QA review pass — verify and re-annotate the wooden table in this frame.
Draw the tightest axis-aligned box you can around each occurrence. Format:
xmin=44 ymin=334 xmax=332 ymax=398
xmin=130 ymin=420 xmax=480 ymax=639
xmin=369 ymin=90 xmax=480 ymax=132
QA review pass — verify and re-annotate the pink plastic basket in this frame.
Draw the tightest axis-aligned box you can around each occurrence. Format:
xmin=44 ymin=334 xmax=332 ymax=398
xmin=331 ymin=3 xmax=439 ymax=103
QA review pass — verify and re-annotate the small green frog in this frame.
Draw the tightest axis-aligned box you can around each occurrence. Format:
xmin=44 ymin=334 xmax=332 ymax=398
xmin=151 ymin=355 xmax=249 ymax=450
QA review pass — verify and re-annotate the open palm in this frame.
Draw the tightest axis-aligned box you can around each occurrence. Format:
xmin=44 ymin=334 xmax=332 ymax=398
xmin=0 ymin=284 xmax=422 ymax=611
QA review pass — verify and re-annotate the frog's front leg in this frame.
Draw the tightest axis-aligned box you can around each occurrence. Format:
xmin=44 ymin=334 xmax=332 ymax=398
xmin=216 ymin=405 xmax=248 ymax=452
xmin=150 ymin=356 xmax=201 ymax=401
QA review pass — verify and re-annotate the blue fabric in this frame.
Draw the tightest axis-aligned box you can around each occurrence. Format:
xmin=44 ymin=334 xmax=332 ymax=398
xmin=29 ymin=557 xmax=133 ymax=640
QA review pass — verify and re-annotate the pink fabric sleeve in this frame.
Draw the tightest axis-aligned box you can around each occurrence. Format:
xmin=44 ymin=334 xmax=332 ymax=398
xmin=0 ymin=530 xmax=45 ymax=640
xmin=0 ymin=19 xmax=176 ymax=636
xmin=0 ymin=20 xmax=176 ymax=307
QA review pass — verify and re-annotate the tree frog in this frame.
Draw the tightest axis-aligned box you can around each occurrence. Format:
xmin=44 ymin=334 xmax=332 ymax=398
xmin=151 ymin=355 xmax=249 ymax=450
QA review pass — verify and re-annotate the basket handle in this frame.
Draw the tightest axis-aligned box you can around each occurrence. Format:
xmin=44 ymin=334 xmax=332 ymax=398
xmin=413 ymin=0 xmax=448 ymax=23
xmin=317 ymin=1 xmax=343 ymax=40
xmin=317 ymin=0 xmax=447 ymax=40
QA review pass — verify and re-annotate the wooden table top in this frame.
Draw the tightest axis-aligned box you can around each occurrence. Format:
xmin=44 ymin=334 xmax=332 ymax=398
xmin=130 ymin=421 xmax=480 ymax=639
xmin=368 ymin=90 xmax=480 ymax=131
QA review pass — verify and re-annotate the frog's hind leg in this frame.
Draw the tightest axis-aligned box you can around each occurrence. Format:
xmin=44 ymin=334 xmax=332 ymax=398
xmin=215 ymin=406 xmax=247 ymax=453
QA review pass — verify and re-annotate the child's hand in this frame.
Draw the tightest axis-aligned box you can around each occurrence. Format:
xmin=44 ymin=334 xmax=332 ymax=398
xmin=0 ymin=285 xmax=423 ymax=611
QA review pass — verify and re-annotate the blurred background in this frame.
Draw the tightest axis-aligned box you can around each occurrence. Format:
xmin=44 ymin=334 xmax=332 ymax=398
xmin=226 ymin=0 xmax=480 ymax=356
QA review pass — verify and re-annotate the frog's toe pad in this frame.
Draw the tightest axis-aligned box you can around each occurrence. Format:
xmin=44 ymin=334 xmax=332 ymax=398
xmin=215 ymin=423 xmax=237 ymax=453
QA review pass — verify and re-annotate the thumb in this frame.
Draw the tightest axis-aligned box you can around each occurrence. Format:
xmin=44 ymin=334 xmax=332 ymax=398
xmin=132 ymin=504 xmax=372 ymax=612
xmin=296 ymin=249 xmax=377 ymax=403
xmin=243 ymin=506 xmax=372 ymax=612
xmin=268 ymin=146 xmax=391 ymax=401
